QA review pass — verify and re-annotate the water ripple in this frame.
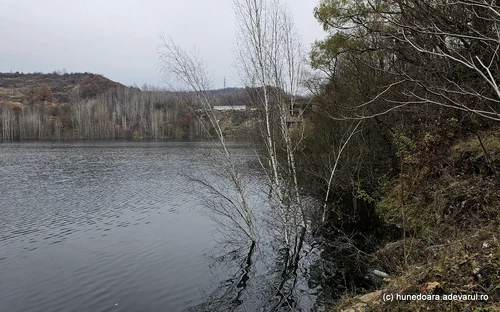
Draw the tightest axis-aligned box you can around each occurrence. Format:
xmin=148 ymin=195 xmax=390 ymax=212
xmin=0 ymin=141 xmax=237 ymax=312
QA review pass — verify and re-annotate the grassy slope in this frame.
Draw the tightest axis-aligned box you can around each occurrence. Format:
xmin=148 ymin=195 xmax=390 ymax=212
xmin=0 ymin=72 xmax=124 ymax=105
xmin=334 ymin=131 xmax=500 ymax=311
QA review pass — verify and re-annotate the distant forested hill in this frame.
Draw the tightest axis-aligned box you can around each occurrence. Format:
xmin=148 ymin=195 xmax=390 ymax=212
xmin=0 ymin=72 xmax=256 ymax=141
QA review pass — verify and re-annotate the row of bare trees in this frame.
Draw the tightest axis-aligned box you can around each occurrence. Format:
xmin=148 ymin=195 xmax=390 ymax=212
xmin=0 ymin=105 xmax=58 ymax=141
xmin=0 ymin=87 xmax=206 ymax=141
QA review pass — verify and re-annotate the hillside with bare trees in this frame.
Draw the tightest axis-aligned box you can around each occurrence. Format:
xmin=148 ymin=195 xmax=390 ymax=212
xmin=0 ymin=72 xmax=257 ymax=141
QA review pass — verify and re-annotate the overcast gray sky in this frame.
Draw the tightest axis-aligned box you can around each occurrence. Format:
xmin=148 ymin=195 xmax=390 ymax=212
xmin=0 ymin=0 xmax=325 ymax=89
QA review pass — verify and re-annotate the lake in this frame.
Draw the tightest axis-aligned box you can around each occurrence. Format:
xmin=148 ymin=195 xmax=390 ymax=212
xmin=0 ymin=141 xmax=322 ymax=312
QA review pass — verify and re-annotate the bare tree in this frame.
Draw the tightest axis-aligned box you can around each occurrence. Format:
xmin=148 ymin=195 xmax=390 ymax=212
xmin=233 ymin=0 xmax=309 ymax=246
xmin=321 ymin=120 xmax=363 ymax=223
xmin=389 ymin=0 xmax=500 ymax=121
xmin=313 ymin=0 xmax=500 ymax=121
xmin=158 ymin=36 xmax=257 ymax=243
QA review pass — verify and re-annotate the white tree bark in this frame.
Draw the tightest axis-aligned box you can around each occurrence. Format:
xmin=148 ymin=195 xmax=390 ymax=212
xmin=158 ymin=36 xmax=257 ymax=243
xmin=234 ymin=0 xmax=308 ymax=246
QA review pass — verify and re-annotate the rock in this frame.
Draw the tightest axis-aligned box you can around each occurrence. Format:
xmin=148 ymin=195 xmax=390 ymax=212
xmin=373 ymin=269 xmax=390 ymax=278
xmin=340 ymin=290 xmax=383 ymax=312
xmin=483 ymin=242 xmax=490 ymax=248
xmin=359 ymin=290 xmax=383 ymax=303
xmin=341 ymin=302 xmax=368 ymax=312
xmin=424 ymin=281 xmax=440 ymax=291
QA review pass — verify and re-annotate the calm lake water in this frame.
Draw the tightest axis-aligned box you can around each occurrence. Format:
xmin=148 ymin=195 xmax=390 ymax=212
xmin=0 ymin=141 xmax=322 ymax=312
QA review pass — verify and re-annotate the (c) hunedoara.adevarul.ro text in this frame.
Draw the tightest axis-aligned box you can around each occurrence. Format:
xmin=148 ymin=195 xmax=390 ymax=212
xmin=382 ymin=293 xmax=489 ymax=302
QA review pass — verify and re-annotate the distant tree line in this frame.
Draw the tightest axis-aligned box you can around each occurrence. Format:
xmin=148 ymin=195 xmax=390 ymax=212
xmin=0 ymin=73 xmax=257 ymax=141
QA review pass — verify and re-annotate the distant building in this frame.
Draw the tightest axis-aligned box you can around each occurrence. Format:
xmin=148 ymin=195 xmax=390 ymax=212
xmin=213 ymin=105 xmax=247 ymax=111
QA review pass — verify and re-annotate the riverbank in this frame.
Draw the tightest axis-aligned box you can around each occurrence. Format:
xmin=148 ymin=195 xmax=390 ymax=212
xmin=332 ymin=132 xmax=500 ymax=311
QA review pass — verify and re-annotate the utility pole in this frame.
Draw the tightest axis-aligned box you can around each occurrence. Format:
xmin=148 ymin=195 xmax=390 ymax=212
xmin=224 ymin=77 xmax=226 ymax=89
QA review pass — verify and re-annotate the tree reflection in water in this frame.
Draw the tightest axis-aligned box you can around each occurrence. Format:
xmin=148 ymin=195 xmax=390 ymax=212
xmin=185 ymin=206 xmax=386 ymax=312
xmin=185 ymin=225 xmax=323 ymax=312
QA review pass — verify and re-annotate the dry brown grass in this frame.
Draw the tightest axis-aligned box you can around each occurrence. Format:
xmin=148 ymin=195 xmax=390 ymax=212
xmin=333 ymin=133 xmax=500 ymax=312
